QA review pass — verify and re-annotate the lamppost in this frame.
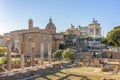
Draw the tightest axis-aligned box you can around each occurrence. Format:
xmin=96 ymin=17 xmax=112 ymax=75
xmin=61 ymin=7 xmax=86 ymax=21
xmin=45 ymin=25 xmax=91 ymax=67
xmin=6 ymin=36 xmax=14 ymax=76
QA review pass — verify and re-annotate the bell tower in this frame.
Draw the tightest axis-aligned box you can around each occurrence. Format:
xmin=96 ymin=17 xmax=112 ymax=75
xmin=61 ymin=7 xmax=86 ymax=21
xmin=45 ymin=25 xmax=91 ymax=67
xmin=28 ymin=18 xmax=33 ymax=30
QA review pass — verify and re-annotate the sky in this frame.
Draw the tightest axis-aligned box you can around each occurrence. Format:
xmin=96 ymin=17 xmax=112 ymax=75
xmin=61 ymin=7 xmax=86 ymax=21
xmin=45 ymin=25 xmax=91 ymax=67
xmin=0 ymin=0 xmax=120 ymax=36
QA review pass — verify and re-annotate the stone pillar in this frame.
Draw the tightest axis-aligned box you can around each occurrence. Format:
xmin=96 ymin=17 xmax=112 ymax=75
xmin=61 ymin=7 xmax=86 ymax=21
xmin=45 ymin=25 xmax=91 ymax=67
xmin=19 ymin=34 xmax=26 ymax=73
xmin=31 ymin=42 xmax=37 ymax=71
xmin=40 ymin=42 xmax=45 ymax=69
xmin=47 ymin=42 xmax=53 ymax=67
xmin=6 ymin=37 xmax=14 ymax=76
xmin=19 ymin=42 xmax=27 ymax=73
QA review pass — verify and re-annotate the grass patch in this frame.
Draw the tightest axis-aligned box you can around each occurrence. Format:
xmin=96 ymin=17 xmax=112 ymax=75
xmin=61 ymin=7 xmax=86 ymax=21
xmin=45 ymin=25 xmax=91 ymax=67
xmin=32 ymin=67 xmax=120 ymax=80
xmin=28 ymin=70 xmax=67 ymax=80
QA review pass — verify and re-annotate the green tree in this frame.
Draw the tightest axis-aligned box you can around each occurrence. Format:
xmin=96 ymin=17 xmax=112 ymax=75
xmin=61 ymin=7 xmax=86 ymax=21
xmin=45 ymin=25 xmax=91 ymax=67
xmin=106 ymin=26 xmax=120 ymax=47
xmin=101 ymin=38 xmax=108 ymax=44
xmin=62 ymin=48 xmax=74 ymax=60
xmin=52 ymin=50 xmax=63 ymax=59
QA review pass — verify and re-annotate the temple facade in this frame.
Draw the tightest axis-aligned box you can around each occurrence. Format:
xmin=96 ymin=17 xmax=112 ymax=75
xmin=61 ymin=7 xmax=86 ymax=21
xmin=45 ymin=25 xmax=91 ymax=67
xmin=3 ymin=18 xmax=64 ymax=55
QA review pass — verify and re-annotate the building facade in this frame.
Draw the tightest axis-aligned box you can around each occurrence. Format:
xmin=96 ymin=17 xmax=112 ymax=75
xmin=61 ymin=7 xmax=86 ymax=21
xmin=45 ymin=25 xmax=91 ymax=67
xmin=88 ymin=19 xmax=101 ymax=38
xmin=64 ymin=19 xmax=102 ymax=52
xmin=0 ymin=18 xmax=64 ymax=55
xmin=64 ymin=19 xmax=102 ymax=38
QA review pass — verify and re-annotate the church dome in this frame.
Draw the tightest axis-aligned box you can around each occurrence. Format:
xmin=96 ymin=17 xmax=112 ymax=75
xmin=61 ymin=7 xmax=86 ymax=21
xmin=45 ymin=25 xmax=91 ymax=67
xmin=46 ymin=17 xmax=56 ymax=33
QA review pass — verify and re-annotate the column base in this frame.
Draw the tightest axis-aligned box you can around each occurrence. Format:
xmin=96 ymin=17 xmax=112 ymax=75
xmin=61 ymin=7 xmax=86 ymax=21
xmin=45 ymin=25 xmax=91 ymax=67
xmin=6 ymin=70 xmax=14 ymax=76
xmin=47 ymin=64 xmax=53 ymax=67
xmin=19 ymin=68 xmax=27 ymax=73
xmin=40 ymin=65 xmax=46 ymax=69
xmin=31 ymin=66 xmax=37 ymax=71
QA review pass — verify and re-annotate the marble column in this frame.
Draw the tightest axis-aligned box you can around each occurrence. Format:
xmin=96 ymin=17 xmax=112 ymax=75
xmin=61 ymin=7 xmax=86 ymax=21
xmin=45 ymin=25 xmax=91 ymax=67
xmin=31 ymin=42 xmax=37 ymax=71
xmin=94 ymin=28 xmax=96 ymax=37
xmin=40 ymin=42 xmax=45 ymax=69
xmin=6 ymin=37 xmax=14 ymax=76
xmin=19 ymin=42 xmax=27 ymax=73
xmin=47 ymin=42 xmax=53 ymax=67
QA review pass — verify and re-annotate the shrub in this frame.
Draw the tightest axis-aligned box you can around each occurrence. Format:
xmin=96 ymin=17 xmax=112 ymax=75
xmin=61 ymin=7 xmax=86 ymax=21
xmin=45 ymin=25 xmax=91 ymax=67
xmin=62 ymin=48 xmax=74 ymax=60
xmin=52 ymin=50 xmax=63 ymax=59
xmin=0 ymin=47 xmax=7 ymax=56
xmin=0 ymin=57 xmax=20 ymax=64
xmin=12 ymin=58 xmax=20 ymax=64
xmin=0 ymin=56 xmax=7 ymax=64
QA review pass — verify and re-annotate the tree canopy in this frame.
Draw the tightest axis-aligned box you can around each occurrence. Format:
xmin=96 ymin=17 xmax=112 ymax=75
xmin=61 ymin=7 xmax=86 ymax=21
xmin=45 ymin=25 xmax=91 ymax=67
xmin=101 ymin=37 xmax=108 ymax=44
xmin=106 ymin=26 xmax=120 ymax=47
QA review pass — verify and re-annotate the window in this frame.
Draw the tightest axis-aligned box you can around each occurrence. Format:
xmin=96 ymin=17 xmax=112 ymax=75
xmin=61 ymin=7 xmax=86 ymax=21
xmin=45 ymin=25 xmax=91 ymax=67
xmin=28 ymin=36 xmax=31 ymax=41
xmin=44 ymin=36 xmax=47 ymax=41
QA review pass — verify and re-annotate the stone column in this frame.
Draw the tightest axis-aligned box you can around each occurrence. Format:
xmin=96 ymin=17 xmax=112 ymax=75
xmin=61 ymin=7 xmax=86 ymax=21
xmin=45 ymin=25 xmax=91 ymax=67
xmin=31 ymin=42 xmax=37 ymax=71
xmin=47 ymin=42 xmax=53 ymax=67
xmin=94 ymin=28 xmax=96 ymax=37
xmin=19 ymin=41 xmax=27 ymax=73
xmin=19 ymin=34 xmax=26 ymax=73
xmin=6 ymin=37 xmax=14 ymax=76
xmin=40 ymin=42 xmax=45 ymax=69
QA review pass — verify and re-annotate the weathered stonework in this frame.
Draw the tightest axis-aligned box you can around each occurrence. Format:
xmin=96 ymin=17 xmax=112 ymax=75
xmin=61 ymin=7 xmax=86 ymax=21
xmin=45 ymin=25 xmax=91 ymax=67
xmin=0 ymin=62 xmax=71 ymax=80
xmin=0 ymin=18 xmax=64 ymax=54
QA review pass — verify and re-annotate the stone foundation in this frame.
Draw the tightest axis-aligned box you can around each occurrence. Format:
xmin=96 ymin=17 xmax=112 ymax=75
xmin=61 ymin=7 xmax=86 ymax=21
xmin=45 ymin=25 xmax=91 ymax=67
xmin=0 ymin=62 xmax=71 ymax=80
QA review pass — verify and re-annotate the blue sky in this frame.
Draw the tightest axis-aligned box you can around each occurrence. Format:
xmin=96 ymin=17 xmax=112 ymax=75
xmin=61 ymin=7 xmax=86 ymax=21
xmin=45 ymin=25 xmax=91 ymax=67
xmin=0 ymin=0 xmax=120 ymax=36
